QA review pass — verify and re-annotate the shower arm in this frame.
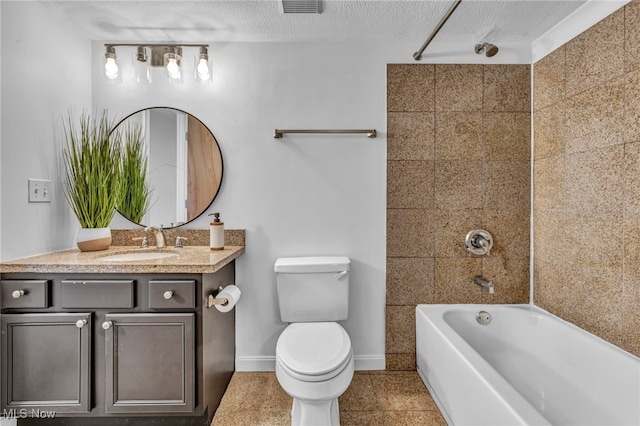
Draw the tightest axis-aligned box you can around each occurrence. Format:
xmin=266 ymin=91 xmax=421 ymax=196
xmin=413 ymin=0 xmax=463 ymax=61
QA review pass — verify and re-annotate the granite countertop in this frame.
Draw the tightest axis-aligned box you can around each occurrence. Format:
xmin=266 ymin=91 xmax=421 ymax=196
xmin=0 ymin=246 xmax=244 ymax=274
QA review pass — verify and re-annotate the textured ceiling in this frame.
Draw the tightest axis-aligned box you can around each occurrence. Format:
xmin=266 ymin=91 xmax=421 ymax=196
xmin=41 ymin=0 xmax=588 ymax=46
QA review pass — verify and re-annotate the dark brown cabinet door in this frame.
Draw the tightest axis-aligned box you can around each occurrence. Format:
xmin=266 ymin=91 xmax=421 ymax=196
xmin=104 ymin=313 xmax=194 ymax=414
xmin=1 ymin=313 xmax=91 ymax=413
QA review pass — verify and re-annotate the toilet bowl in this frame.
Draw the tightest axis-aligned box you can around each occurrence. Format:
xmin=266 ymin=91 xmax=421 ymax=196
xmin=275 ymin=322 xmax=354 ymax=426
xmin=274 ymin=256 xmax=353 ymax=425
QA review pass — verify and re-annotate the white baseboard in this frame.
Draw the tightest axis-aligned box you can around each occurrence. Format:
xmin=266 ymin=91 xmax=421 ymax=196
xmin=235 ymin=355 xmax=385 ymax=372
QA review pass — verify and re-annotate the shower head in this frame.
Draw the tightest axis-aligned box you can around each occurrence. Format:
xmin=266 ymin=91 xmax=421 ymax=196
xmin=475 ymin=42 xmax=499 ymax=57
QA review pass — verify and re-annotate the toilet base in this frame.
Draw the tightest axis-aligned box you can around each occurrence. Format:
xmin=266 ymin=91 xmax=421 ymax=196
xmin=291 ymin=397 xmax=339 ymax=426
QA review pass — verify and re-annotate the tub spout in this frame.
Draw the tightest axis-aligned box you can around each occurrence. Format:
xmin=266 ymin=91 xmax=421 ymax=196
xmin=474 ymin=276 xmax=494 ymax=294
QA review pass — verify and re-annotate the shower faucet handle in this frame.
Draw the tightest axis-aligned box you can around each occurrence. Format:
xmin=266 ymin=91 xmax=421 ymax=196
xmin=465 ymin=229 xmax=493 ymax=256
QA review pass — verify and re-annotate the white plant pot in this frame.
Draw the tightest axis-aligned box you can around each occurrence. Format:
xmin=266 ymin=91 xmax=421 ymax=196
xmin=77 ymin=227 xmax=112 ymax=252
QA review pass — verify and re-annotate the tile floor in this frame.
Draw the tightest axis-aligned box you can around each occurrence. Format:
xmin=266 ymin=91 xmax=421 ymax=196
xmin=211 ymin=370 xmax=447 ymax=426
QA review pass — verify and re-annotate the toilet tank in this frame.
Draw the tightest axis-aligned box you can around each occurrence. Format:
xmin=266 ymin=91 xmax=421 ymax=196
xmin=274 ymin=256 xmax=350 ymax=322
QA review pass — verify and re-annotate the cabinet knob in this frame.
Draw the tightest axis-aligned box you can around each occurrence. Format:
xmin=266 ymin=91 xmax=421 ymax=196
xmin=163 ymin=290 xmax=174 ymax=300
xmin=76 ymin=319 xmax=87 ymax=328
xmin=102 ymin=321 xmax=113 ymax=330
xmin=11 ymin=290 xmax=25 ymax=299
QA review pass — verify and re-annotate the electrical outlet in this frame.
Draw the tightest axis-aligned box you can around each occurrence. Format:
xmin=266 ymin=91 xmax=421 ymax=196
xmin=28 ymin=179 xmax=51 ymax=203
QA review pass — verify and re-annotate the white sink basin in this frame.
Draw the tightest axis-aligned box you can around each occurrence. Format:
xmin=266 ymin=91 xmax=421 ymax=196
xmin=99 ymin=251 xmax=178 ymax=262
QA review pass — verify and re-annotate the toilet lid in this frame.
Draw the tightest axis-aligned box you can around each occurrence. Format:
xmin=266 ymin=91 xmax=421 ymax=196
xmin=277 ymin=322 xmax=351 ymax=376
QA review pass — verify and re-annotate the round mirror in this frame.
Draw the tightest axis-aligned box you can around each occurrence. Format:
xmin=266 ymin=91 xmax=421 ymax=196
xmin=113 ymin=107 xmax=223 ymax=228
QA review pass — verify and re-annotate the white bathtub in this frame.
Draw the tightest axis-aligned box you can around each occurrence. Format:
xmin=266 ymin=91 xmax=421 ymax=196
xmin=416 ymin=304 xmax=640 ymax=426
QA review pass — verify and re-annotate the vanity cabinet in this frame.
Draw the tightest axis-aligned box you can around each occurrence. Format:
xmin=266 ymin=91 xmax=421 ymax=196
xmin=0 ymin=261 xmax=236 ymax=426
xmin=104 ymin=313 xmax=194 ymax=413
xmin=1 ymin=313 xmax=91 ymax=413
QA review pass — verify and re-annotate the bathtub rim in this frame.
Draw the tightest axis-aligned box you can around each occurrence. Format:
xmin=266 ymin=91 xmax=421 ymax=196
xmin=416 ymin=303 xmax=640 ymax=362
xmin=416 ymin=303 xmax=640 ymax=426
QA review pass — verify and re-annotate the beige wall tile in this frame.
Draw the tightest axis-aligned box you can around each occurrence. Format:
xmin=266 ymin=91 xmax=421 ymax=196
xmin=435 ymin=112 xmax=483 ymax=160
xmin=434 ymin=210 xmax=484 ymax=257
xmin=435 ymin=64 xmax=484 ymax=111
xmin=387 ymin=209 xmax=435 ymax=257
xmin=435 ymin=161 xmax=484 ymax=210
xmin=534 ymin=46 xmax=566 ymax=111
xmin=484 ymin=161 xmax=530 ymax=211
xmin=565 ymin=9 xmax=625 ymax=97
xmin=484 ymin=112 xmax=530 ymax=161
xmin=482 ymin=256 xmax=529 ymax=304
xmin=625 ymin=0 xmax=640 ymax=73
xmin=564 ymin=145 xmax=624 ymax=214
xmin=434 ymin=258 xmax=483 ymax=303
xmin=385 ymin=305 xmax=416 ymax=354
xmin=565 ymin=77 xmax=625 ymax=154
xmin=386 ymin=257 xmax=434 ymax=305
xmin=625 ymin=70 xmax=640 ymax=143
xmin=563 ymin=213 xmax=623 ymax=282
xmin=387 ymin=64 xmax=532 ymax=365
xmin=483 ymin=210 xmax=530 ymax=259
xmin=533 ymin=259 xmax=565 ymax=317
xmin=387 ymin=112 xmax=435 ymax=160
xmin=385 ymin=353 xmax=416 ymax=371
xmin=533 ymin=209 xmax=565 ymax=266
xmin=387 ymin=64 xmax=435 ymax=112
xmin=387 ymin=161 xmax=434 ymax=209
xmin=531 ymin=5 xmax=634 ymax=355
xmin=624 ymin=142 xmax=640 ymax=214
xmin=533 ymin=155 xmax=564 ymax=211
xmin=621 ymin=282 xmax=640 ymax=356
xmin=563 ymin=269 xmax=623 ymax=346
xmin=484 ymin=65 xmax=531 ymax=112
xmin=623 ymin=214 xmax=640 ymax=284
xmin=533 ymin=102 xmax=565 ymax=160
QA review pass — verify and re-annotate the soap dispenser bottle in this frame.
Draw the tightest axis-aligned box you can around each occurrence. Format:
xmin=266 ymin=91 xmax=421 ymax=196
xmin=209 ymin=212 xmax=224 ymax=251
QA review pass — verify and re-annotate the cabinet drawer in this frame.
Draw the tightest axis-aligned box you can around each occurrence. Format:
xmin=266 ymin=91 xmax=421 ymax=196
xmin=1 ymin=280 xmax=48 ymax=308
xmin=149 ymin=280 xmax=195 ymax=309
xmin=61 ymin=280 xmax=134 ymax=308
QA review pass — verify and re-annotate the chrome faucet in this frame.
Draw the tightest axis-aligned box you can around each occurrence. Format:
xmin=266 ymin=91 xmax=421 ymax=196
xmin=144 ymin=226 xmax=166 ymax=249
xmin=474 ymin=276 xmax=494 ymax=294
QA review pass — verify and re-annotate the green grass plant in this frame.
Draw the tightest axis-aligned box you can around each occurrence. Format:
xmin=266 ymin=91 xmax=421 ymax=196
xmin=117 ymin=123 xmax=152 ymax=224
xmin=62 ymin=110 xmax=122 ymax=228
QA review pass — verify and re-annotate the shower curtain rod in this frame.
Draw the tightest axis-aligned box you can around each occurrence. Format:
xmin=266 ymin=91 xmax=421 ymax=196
xmin=413 ymin=0 xmax=463 ymax=61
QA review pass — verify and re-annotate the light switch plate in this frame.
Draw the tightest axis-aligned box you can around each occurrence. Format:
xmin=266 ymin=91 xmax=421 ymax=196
xmin=28 ymin=179 xmax=51 ymax=203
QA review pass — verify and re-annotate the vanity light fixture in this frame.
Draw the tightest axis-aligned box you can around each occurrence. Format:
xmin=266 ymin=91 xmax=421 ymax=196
xmin=131 ymin=46 xmax=151 ymax=84
xmin=195 ymin=46 xmax=211 ymax=83
xmin=103 ymin=43 xmax=210 ymax=85
xmin=164 ymin=46 xmax=183 ymax=83
xmin=103 ymin=45 xmax=122 ymax=84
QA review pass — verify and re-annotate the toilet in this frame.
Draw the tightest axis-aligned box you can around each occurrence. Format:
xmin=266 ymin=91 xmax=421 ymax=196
xmin=274 ymin=256 xmax=354 ymax=426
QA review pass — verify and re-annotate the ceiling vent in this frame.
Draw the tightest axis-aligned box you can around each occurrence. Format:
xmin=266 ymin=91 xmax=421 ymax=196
xmin=280 ymin=0 xmax=322 ymax=14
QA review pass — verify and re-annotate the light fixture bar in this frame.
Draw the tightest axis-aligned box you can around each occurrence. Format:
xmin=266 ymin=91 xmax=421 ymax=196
xmin=104 ymin=43 xmax=209 ymax=49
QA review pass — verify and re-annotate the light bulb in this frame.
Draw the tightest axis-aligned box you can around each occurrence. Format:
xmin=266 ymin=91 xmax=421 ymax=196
xmin=166 ymin=58 xmax=181 ymax=80
xmin=196 ymin=58 xmax=210 ymax=81
xmin=104 ymin=57 xmax=119 ymax=80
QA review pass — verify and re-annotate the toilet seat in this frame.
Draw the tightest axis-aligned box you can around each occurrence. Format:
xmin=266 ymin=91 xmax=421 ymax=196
xmin=276 ymin=322 xmax=352 ymax=382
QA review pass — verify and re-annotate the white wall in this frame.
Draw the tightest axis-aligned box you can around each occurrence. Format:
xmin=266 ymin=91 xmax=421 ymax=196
xmin=95 ymin=41 xmax=391 ymax=369
xmin=0 ymin=1 xmax=92 ymax=261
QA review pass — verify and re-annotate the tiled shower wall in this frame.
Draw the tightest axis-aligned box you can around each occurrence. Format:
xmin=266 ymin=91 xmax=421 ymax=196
xmin=533 ymin=2 xmax=640 ymax=357
xmin=386 ymin=64 xmax=531 ymax=370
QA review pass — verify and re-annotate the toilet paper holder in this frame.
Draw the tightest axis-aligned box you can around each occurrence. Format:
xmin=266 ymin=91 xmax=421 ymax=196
xmin=206 ymin=286 xmax=229 ymax=309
